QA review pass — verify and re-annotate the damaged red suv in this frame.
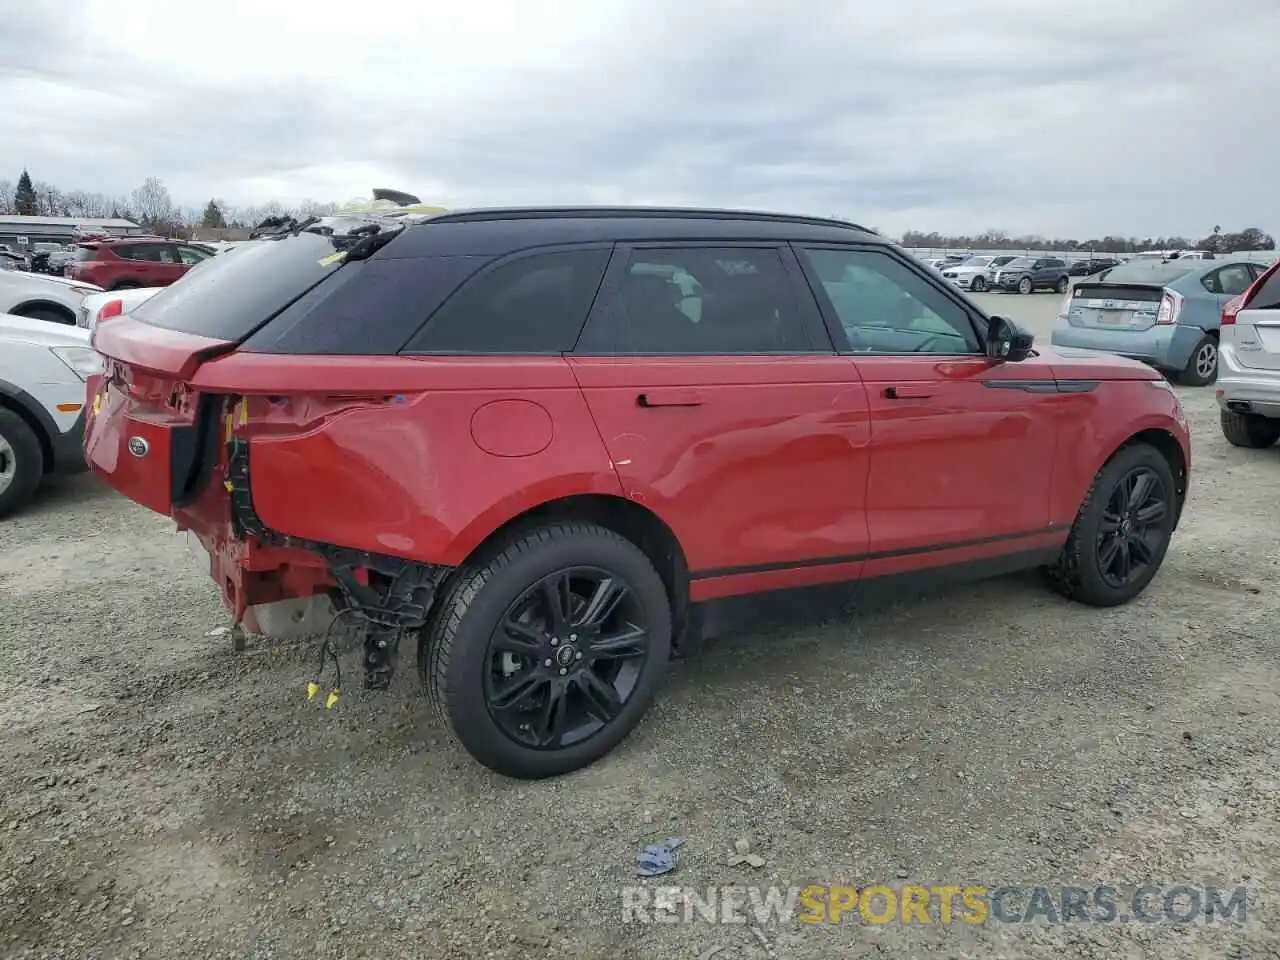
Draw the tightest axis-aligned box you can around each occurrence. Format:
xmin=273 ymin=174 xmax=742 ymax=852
xmin=86 ymin=204 xmax=1191 ymax=778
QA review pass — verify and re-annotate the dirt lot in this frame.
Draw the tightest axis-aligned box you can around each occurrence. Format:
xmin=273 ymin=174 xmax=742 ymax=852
xmin=3 ymin=304 xmax=1278 ymax=958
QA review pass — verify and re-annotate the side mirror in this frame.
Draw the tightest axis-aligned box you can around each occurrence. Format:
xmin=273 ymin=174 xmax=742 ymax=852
xmin=986 ymin=315 xmax=1034 ymax=362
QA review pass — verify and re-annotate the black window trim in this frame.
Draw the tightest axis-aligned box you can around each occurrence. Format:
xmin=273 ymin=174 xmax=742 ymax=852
xmin=398 ymin=242 xmax=614 ymax=356
xmin=570 ymin=240 xmax=835 ymax=357
xmin=790 ymin=241 xmax=989 ymax=357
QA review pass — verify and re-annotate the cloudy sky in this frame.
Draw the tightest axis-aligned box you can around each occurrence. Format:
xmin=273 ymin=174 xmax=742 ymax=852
xmin=2 ymin=0 xmax=1277 ymax=238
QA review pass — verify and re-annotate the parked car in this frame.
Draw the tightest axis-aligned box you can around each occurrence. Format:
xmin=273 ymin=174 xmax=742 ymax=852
xmin=0 ymin=313 xmax=100 ymax=517
xmin=1068 ymin=258 xmax=1121 ymax=277
xmin=993 ymin=257 xmax=1071 ymax=294
xmin=0 ymin=251 xmax=26 ymax=271
xmin=940 ymin=255 xmax=1018 ymax=292
xmin=1217 ymin=259 xmax=1280 ymax=446
xmin=28 ymin=242 xmax=66 ymax=275
xmin=1050 ymin=258 xmax=1265 ymax=386
xmin=77 ymin=285 xmax=165 ymax=330
xmin=85 ymin=204 xmax=1190 ymax=779
xmin=0 ymin=269 xmax=103 ymax=325
xmin=66 ymin=237 xmax=215 ymax=291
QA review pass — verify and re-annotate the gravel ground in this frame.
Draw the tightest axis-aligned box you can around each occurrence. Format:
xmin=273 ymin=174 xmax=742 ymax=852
xmin=3 ymin=307 xmax=1278 ymax=958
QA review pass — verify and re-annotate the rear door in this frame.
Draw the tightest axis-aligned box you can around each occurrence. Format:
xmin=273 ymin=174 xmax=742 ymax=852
xmin=792 ymin=243 xmax=1061 ymax=576
xmin=569 ymin=242 xmax=872 ymax=595
xmin=1230 ymin=263 xmax=1280 ymax=371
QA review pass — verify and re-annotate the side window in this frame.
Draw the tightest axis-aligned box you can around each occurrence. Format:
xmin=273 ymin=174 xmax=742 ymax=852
xmin=405 ymin=248 xmax=609 ymax=353
xmin=177 ymin=246 xmax=209 ymax=265
xmin=1213 ymin=264 xmax=1254 ymax=297
xmin=576 ymin=246 xmax=812 ymax=355
xmin=112 ymin=244 xmax=144 ymax=261
xmin=797 ymin=247 xmax=981 ymax=355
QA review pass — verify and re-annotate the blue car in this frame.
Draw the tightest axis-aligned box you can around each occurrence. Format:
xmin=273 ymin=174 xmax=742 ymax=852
xmin=1050 ymin=258 xmax=1270 ymax=385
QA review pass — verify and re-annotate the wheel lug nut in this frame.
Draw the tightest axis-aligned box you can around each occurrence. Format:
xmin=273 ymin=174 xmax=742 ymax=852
xmin=575 ymin=651 xmax=583 ymax=660
xmin=569 ymin=634 xmax=577 ymax=641
xmin=544 ymin=659 xmax=553 ymax=667
xmin=550 ymin=638 xmax=558 ymax=646
xmin=558 ymin=668 xmax=567 ymax=676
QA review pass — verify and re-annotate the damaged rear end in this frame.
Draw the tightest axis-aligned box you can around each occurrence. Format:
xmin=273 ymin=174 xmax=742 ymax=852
xmin=86 ymin=216 xmax=444 ymax=693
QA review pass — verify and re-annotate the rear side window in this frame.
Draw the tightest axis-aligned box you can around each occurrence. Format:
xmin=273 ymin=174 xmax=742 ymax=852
xmin=74 ymin=246 xmax=99 ymax=261
xmin=404 ymin=248 xmax=610 ymax=354
xmin=576 ymin=246 xmax=812 ymax=354
xmin=131 ymin=231 xmax=345 ymax=342
xmin=1248 ymin=264 xmax=1280 ymax=310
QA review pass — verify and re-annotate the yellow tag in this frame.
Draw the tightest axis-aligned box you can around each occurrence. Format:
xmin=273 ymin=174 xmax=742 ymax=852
xmin=324 ymin=690 xmax=340 ymax=710
xmin=318 ymin=252 xmax=346 ymax=267
xmin=93 ymin=394 xmax=102 ymax=416
xmin=224 ymin=414 xmax=233 ymax=441
xmin=237 ymin=403 xmax=248 ymax=426
xmin=306 ymin=682 xmax=320 ymax=701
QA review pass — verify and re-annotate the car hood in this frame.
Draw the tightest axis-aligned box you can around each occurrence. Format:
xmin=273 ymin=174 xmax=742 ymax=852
xmin=1039 ymin=344 xmax=1163 ymax=379
xmin=0 ymin=311 xmax=93 ymax=347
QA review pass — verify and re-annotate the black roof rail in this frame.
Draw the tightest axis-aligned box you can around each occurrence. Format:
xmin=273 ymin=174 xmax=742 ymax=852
xmin=424 ymin=206 xmax=875 ymax=233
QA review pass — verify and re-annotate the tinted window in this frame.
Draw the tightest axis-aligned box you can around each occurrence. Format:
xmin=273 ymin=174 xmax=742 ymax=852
xmin=1046 ymin=259 xmax=1065 ymax=268
xmin=73 ymin=246 xmax=97 ymax=262
xmin=177 ymin=246 xmax=210 ymax=266
xmin=1248 ymin=264 xmax=1280 ymax=310
xmin=405 ymin=248 xmax=609 ymax=354
xmin=1207 ymin=264 xmax=1253 ymax=297
xmin=1006 ymin=258 xmax=1034 ymax=269
xmin=131 ymin=231 xmax=345 ymax=342
xmin=798 ymin=247 xmax=980 ymax=355
xmin=577 ymin=247 xmax=810 ymax=354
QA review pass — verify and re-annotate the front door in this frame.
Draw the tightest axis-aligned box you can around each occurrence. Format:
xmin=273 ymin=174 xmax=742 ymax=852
xmin=569 ymin=242 xmax=872 ymax=598
xmin=792 ymin=243 xmax=1062 ymax=578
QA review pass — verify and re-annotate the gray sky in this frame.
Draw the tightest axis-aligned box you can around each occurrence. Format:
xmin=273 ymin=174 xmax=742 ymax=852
xmin=3 ymin=0 xmax=1277 ymax=238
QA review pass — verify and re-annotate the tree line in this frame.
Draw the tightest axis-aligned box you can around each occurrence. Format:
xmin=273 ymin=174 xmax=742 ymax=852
xmin=3 ymin=169 xmax=1275 ymax=254
xmin=0 ymin=169 xmax=341 ymax=238
xmin=900 ymin=226 xmax=1275 ymax=254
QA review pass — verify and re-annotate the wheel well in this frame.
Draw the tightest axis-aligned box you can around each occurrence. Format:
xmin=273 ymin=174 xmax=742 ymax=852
xmin=0 ymin=394 xmax=53 ymax=472
xmin=13 ymin=300 xmax=75 ymax=324
xmin=1121 ymin=428 xmax=1187 ymax=527
xmin=459 ymin=494 xmax=692 ymax=645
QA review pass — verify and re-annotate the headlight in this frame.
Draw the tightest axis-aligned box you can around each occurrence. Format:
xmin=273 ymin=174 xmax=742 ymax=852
xmin=49 ymin=345 xmax=105 ymax=381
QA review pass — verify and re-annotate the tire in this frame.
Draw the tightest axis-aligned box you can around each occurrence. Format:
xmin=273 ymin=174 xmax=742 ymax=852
xmin=1017 ymin=276 xmax=1033 ymax=295
xmin=15 ymin=306 xmax=74 ymax=326
xmin=0 ymin=408 xmax=45 ymax=519
xmin=1179 ymin=334 xmax=1218 ymax=387
xmin=970 ymin=276 xmax=987 ymax=293
xmin=1220 ymin=409 xmax=1280 ymax=448
xmin=1044 ymin=443 xmax=1177 ymax=607
xmin=421 ymin=522 xmax=672 ymax=779
xmin=1054 ymin=276 xmax=1069 ymax=294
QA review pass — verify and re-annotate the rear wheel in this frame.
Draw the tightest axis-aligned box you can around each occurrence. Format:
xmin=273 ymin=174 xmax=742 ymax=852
xmin=422 ymin=522 xmax=671 ymax=779
xmin=0 ymin=408 xmax=44 ymax=519
xmin=14 ymin=306 xmax=74 ymax=326
xmin=1179 ymin=334 xmax=1218 ymax=386
xmin=1017 ymin=276 xmax=1033 ymax=295
xmin=1220 ymin=409 xmax=1280 ymax=448
xmin=1054 ymin=276 xmax=1069 ymax=294
xmin=970 ymin=276 xmax=987 ymax=293
xmin=1044 ymin=443 xmax=1177 ymax=607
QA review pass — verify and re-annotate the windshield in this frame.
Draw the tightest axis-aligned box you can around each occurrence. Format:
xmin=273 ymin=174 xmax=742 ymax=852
xmin=1006 ymin=258 xmax=1033 ymax=269
xmin=964 ymin=256 xmax=994 ymax=267
xmin=1095 ymin=261 xmax=1195 ymax=284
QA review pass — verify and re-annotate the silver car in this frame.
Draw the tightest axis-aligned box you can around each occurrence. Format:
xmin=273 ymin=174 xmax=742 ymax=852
xmin=1218 ymin=259 xmax=1280 ymax=447
xmin=940 ymin=255 xmax=1017 ymax=292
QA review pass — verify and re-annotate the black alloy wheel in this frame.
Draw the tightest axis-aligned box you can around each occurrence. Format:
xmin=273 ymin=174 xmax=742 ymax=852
xmin=485 ymin=566 xmax=651 ymax=750
xmin=1096 ymin=465 xmax=1169 ymax=589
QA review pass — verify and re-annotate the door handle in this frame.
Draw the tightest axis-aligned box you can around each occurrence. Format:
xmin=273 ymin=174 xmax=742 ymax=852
xmin=884 ymin=386 xmax=932 ymax=400
xmin=637 ymin=390 xmax=703 ymax=408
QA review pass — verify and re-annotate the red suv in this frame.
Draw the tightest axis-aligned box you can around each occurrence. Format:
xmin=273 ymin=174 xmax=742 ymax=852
xmin=84 ymin=206 xmax=1191 ymax=779
xmin=67 ymin=237 xmax=212 ymax=290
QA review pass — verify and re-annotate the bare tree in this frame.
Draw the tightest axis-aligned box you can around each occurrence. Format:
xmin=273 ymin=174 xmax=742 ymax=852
xmin=0 ymin=180 xmax=13 ymax=215
xmin=130 ymin=176 xmax=178 ymax=231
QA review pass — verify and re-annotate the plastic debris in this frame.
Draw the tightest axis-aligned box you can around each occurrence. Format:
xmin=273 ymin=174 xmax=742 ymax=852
xmin=728 ymin=837 xmax=765 ymax=868
xmin=636 ymin=837 xmax=684 ymax=877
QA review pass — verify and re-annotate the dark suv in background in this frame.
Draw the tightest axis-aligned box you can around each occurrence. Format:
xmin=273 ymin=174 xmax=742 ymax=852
xmin=1069 ymin=257 xmax=1122 ymax=277
xmin=67 ymin=237 xmax=213 ymax=290
xmin=993 ymin=256 xmax=1070 ymax=294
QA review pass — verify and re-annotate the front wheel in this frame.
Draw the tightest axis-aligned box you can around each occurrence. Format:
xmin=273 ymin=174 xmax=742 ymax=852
xmin=422 ymin=522 xmax=672 ymax=779
xmin=970 ymin=276 xmax=987 ymax=293
xmin=1220 ymin=409 xmax=1280 ymax=448
xmin=1017 ymin=276 xmax=1033 ymax=295
xmin=0 ymin=408 xmax=44 ymax=519
xmin=1044 ymin=443 xmax=1178 ymax=607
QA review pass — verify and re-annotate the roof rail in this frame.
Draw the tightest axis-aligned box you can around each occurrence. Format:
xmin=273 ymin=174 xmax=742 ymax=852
xmin=425 ymin=206 xmax=874 ymax=233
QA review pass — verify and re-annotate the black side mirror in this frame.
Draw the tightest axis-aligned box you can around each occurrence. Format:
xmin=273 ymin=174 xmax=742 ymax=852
xmin=986 ymin=315 xmax=1034 ymax=362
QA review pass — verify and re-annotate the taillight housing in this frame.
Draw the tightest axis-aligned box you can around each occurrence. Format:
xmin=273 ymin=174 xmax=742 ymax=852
xmin=1057 ymin=288 xmax=1074 ymax=320
xmin=1155 ymin=289 xmax=1184 ymax=325
xmin=98 ymin=299 xmax=124 ymax=322
xmin=1221 ymin=293 xmax=1245 ymax=326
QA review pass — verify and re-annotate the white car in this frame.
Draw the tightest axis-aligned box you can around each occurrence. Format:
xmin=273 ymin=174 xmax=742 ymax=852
xmin=1218 ymin=259 xmax=1280 ymax=448
xmin=0 ymin=313 xmax=103 ymax=517
xmin=0 ymin=270 xmax=102 ymax=326
xmin=77 ymin=285 xmax=164 ymax=330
